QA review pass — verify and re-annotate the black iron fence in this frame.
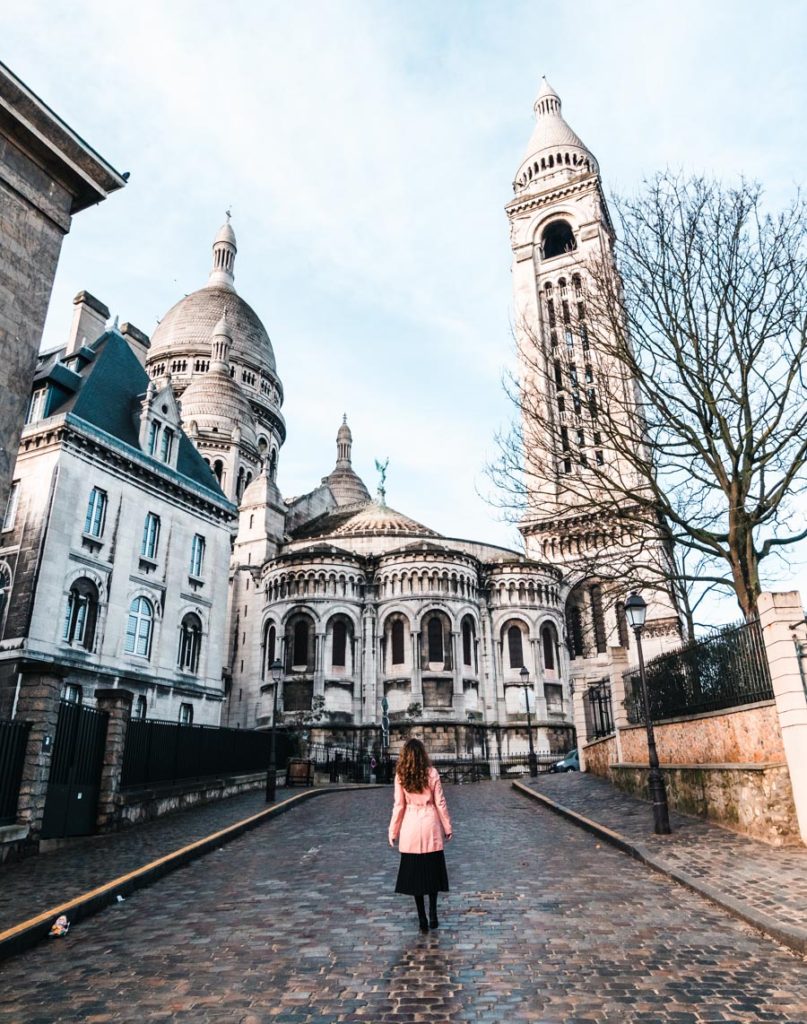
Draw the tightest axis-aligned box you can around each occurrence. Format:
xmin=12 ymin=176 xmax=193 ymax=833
xmin=121 ymin=719 xmax=295 ymax=790
xmin=625 ymin=619 xmax=773 ymax=724
xmin=0 ymin=719 xmax=31 ymax=825
xmin=585 ymin=681 xmax=614 ymax=740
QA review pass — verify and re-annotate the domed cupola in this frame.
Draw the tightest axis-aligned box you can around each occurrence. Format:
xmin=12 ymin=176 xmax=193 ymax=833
xmin=146 ymin=215 xmax=286 ymax=456
xmin=513 ymin=78 xmax=598 ymax=196
xmin=178 ymin=310 xmax=260 ymax=503
xmin=320 ymin=415 xmax=371 ymax=507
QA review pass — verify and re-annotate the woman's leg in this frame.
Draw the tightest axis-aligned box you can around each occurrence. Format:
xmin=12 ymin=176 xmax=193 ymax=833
xmin=428 ymin=893 xmax=439 ymax=928
xmin=414 ymin=894 xmax=428 ymax=931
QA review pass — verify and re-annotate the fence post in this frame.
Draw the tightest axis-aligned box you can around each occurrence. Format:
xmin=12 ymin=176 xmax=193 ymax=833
xmin=94 ymin=688 xmax=134 ymax=831
xmin=758 ymin=591 xmax=807 ymax=845
xmin=608 ymin=645 xmax=630 ymax=764
xmin=12 ymin=661 xmax=66 ymax=842
xmin=570 ymin=677 xmax=589 ymax=770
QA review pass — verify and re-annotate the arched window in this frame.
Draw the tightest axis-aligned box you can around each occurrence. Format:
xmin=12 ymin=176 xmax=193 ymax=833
xmin=63 ymin=578 xmax=99 ymax=651
xmin=541 ymin=623 xmax=557 ymax=672
xmin=0 ymin=563 xmax=11 ymax=632
xmin=332 ymin=619 xmax=347 ymax=668
xmin=567 ymin=605 xmax=584 ymax=659
xmin=462 ymin=616 xmax=475 ymax=668
xmin=133 ymin=695 xmax=147 ymax=720
xmin=178 ymin=613 xmax=202 ymax=673
xmin=507 ymin=625 xmax=524 ymax=669
xmin=269 ymin=450 xmax=277 ymax=479
xmin=591 ymin=585 xmax=607 ymax=654
xmin=236 ymin=467 xmax=245 ymax=500
xmin=263 ymin=621 xmax=276 ymax=678
xmin=542 ymin=219 xmax=577 ymax=260
xmin=125 ymin=597 xmax=154 ymax=658
xmin=213 ymin=460 xmax=223 ymax=484
xmin=286 ymin=614 xmax=314 ymax=671
xmin=427 ymin=616 xmax=444 ymax=663
xmin=391 ymin=618 xmax=405 ymax=665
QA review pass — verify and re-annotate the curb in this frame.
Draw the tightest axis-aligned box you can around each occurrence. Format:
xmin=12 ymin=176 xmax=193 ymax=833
xmin=0 ymin=784 xmax=380 ymax=964
xmin=512 ymin=780 xmax=807 ymax=956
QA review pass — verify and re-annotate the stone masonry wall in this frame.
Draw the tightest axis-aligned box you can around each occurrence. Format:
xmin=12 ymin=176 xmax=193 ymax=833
xmin=619 ymin=701 xmax=784 ymax=765
xmin=582 ymin=735 xmax=616 ymax=777
xmin=611 ymin=763 xmax=799 ymax=845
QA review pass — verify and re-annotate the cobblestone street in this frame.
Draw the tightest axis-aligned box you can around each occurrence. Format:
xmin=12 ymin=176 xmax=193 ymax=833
xmin=2 ymin=783 xmax=806 ymax=1023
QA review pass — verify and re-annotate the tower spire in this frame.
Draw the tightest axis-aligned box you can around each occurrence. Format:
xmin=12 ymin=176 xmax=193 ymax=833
xmin=207 ymin=212 xmax=237 ymax=291
xmin=210 ymin=308 xmax=233 ymax=372
xmin=336 ymin=414 xmax=352 ymax=468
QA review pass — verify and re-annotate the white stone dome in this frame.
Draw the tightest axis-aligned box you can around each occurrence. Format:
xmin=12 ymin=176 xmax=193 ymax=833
xmin=150 ymin=286 xmax=277 ymax=374
xmin=179 ymin=370 xmax=257 ymax=448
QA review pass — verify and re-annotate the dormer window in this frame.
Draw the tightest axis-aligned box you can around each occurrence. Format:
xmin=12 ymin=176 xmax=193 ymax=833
xmin=26 ymin=388 xmax=48 ymax=425
xmin=159 ymin=427 xmax=174 ymax=463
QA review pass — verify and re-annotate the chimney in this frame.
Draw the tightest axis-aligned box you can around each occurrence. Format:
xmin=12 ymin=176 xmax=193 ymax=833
xmin=121 ymin=322 xmax=151 ymax=368
xmin=66 ymin=291 xmax=109 ymax=356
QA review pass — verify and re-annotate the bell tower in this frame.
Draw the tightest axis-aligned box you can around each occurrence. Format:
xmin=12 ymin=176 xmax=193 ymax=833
xmin=505 ymin=79 xmax=681 ymax=663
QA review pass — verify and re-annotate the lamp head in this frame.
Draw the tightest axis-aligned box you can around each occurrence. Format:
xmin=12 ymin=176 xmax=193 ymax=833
xmin=624 ymin=592 xmax=647 ymax=630
xmin=271 ymin=658 xmax=283 ymax=683
xmin=519 ymin=665 xmax=530 ymax=683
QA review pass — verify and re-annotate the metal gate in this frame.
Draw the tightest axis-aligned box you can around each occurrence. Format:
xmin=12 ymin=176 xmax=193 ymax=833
xmin=41 ymin=700 xmax=108 ymax=839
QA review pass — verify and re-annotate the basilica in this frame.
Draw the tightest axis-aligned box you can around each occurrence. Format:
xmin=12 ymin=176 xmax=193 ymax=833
xmin=1 ymin=79 xmax=682 ymax=762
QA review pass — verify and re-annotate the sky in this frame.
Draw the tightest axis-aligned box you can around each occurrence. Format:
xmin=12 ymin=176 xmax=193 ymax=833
xmin=5 ymin=0 xmax=807 ymax=626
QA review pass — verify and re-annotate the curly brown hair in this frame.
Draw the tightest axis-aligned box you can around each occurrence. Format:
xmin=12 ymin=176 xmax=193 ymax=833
xmin=396 ymin=738 xmax=431 ymax=793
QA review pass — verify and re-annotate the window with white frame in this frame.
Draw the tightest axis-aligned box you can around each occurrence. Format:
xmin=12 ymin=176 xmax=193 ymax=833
xmin=62 ymin=578 xmax=99 ymax=650
xmin=84 ymin=487 xmax=107 ymax=538
xmin=26 ymin=388 xmax=48 ymax=424
xmin=63 ymin=683 xmax=82 ymax=704
xmin=141 ymin=513 xmax=160 ymax=559
xmin=133 ymin=694 xmax=148 ymax=720
xmin=147 ymin=420 xmax=160 ymax=455
xmin=2 ymin=482 xmax=20 ymax=532
xmin=189 ymin=534 xmax=205 ymax=576
xmin=124 ymin=596 xmax=154 ymax=657
xmin=179 ymin=703 xmax=193 ymax=725
xmin=177 ymin=613 xmax=202 ymax=674
xmin=159 ymin=427 xmax=174 ymax=463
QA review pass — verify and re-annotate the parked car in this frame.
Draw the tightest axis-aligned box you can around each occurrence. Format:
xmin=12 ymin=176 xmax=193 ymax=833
xmin=549 ymin=749 xmax=579 ymax=773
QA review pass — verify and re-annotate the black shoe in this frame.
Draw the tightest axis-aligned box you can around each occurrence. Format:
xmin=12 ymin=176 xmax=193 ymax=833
xmin=418 ymin=915 xmax=429 ymax=933
xmin=429 ymin=914 xmax=439 ymax=929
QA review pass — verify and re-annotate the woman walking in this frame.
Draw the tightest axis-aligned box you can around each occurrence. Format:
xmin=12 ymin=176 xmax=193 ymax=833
xmin=388 ymin=738 xmax=452 ymax=933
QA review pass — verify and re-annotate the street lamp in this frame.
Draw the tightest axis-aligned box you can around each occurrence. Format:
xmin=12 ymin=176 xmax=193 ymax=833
xmin=265 ymin=658 xmax=283 ymax=803
xmin=624 ymin=593 xmax=671 ymax=835
xmin=519 ymin=665 xmax=539 ymax=778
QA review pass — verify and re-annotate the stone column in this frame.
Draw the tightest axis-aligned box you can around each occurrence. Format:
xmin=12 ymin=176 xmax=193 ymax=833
xmin=570 ymin=673 xmax=589 ymax=771
xmin=530 ymin=638 xmax=548 ymax=720
xmin=363 ymin=607 xmax=377 ymax=722
xmin=451 ymin=631 xmax=465 ymax=717
xmin=94 ymin=687 xmax=133 ymax=831
xmin=411 ymin=631 xmax=423 ymax=704
xmin=607 ymin=645 xmax=630 ymax=764
xmin=13 ymin=662 xmax=66 ymax=839
xmin=758 ymin=591 xmax=807 ymax=844
xmin=313 ymin=631 xmax=326 ymax=700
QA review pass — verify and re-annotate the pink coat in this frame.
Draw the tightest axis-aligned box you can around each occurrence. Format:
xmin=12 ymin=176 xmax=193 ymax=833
xmin=388 ymin=766 xmax=453 ymax=853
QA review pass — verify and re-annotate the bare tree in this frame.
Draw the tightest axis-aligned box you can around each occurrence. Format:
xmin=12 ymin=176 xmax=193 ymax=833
xmin=490 ymin=174 xmax=807 ymax=623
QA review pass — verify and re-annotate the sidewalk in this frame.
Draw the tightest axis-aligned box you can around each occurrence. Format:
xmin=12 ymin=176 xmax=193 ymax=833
xmin=518 ymin=772 xmax=807 ymax=954
xmin=0 ymin=788 xmax=283 ymax=935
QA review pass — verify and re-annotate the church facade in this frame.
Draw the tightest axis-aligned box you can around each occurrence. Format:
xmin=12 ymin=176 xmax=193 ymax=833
xmin=1 ymin=78 xmax=681 ymax=763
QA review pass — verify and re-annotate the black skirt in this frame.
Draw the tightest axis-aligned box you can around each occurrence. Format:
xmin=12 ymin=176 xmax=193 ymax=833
xmin=395 ymin=851 xmax=449 ymax=895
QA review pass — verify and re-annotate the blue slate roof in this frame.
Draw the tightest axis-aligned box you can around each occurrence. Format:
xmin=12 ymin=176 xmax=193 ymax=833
xmin=46 ymin=329 xmax=230 ymax=506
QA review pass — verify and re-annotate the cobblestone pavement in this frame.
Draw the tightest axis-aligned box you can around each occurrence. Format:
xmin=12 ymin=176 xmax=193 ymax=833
xmin=0 ymin=789 xmax=285 ymax=932
xmin=527 ymin=773 xmax=807 ymax=934
xmin=2 ymin=783 xmax=806 ymax=1023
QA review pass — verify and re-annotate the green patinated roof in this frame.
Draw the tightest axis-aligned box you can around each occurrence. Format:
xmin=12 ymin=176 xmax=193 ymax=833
xmin=49 ymin=330 xmax=230 ymax=505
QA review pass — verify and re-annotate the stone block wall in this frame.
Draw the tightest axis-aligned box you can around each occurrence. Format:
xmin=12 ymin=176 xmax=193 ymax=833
xmin=619 ymin=701 xmax=784 ymax=766
xmin=612 ymin=763 xmax=799 ymax=845
xmin=581 ymin=734 xmax=616 ymax=777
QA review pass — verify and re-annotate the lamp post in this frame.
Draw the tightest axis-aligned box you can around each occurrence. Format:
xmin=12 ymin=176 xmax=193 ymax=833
xmin=265 ymin=658 xmax=283 ymax=803
xmin=520 ymin=665 xmax=538 ymax=778
xmin=624 ymin=593 xmax=671 ymax=835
